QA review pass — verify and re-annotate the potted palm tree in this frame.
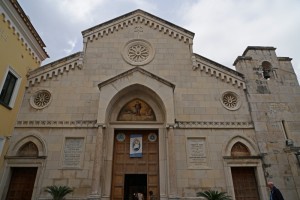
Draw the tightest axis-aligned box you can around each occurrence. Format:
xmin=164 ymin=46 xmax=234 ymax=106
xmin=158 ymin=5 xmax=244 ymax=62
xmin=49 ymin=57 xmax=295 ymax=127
xmin=45 ymin=185 xmax=73 ymax=200
xmin=197 ymin=190 xmax=232 ymax=200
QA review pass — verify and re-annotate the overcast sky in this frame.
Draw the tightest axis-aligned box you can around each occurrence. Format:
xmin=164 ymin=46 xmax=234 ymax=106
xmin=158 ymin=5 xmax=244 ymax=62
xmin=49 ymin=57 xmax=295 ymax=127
xmin=19 ymin=0 xmax=300 ymax=79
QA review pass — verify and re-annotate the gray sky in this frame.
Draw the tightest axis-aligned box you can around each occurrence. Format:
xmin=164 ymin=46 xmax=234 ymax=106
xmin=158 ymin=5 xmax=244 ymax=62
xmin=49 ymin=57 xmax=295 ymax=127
xmin=19 ymin=0 xmax=300 ymax=79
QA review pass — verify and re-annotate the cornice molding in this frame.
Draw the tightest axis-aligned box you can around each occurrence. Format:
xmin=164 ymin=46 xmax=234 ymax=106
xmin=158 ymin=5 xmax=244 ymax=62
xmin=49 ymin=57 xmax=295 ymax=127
xmin=193 ymin=54 xmax=246 ymax=89
xmin=9 ymin=0 xmax=46 ymax=48
xmin=242 ymin=46 xmax=276 ymax=56
xmin=82 ymin=11 xmax=194 ymax=44
xmin=15 ymin=120 xmax=253 ymax=129
xmin=0 ymin=1 xmax=48 ymax=63
xmin=233 ymin=56 xmax=252 ymax=66
xmin=176 ymin=121 xmax=253 ymax=129
xmin=27 ymin=52 xmax=83 ymax=87
xmin=16 ymin=120 xmax=98 ymax=128
xmin=278 ymin=57 xmax=292 ymax=62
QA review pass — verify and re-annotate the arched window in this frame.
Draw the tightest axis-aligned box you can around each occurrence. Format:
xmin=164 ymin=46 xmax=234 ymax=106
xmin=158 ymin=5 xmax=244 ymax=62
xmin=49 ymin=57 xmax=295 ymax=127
xmin=261 ymin=61 xmax=272 ymax=80
xmin=231 ymin=142 xmax=250 ymax=157
xmin=17 ymin=142 xmax=38 ymax=157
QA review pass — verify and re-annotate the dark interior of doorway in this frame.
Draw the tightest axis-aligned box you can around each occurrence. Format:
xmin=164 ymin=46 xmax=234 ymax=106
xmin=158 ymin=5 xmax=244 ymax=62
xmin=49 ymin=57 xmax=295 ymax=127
xmin=124 ymin=174 xmax=147 ymax=200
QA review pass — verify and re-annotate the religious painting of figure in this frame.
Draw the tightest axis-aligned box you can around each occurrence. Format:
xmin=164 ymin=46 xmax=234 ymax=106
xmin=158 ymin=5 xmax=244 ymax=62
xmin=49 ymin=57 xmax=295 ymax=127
xmin=117 ymin=98 xmax=156 ymax=121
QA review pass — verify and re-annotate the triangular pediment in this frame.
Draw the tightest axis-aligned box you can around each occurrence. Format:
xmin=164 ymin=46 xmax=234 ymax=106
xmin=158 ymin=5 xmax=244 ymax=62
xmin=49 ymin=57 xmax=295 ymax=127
xmin=98 ymin=66 xmax=175 ymax=90
xmin=97 ymin=67 xmax=176 ymax=125
xmin=82 ymin=9 xmax=194 ymax=44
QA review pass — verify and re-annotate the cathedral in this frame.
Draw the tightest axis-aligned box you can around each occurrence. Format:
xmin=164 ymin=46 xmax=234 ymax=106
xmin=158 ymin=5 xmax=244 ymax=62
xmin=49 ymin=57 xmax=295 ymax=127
xmin=1 ymin=9 xmax=300 ymax=200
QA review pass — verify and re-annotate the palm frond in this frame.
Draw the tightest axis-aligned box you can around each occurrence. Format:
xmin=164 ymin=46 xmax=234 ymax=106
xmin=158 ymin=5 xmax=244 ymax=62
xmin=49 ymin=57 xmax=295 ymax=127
xmin=197 ymin=190 xmax=232 ymax=200
xmin=45 ymin=185 xmax=73 ymax=200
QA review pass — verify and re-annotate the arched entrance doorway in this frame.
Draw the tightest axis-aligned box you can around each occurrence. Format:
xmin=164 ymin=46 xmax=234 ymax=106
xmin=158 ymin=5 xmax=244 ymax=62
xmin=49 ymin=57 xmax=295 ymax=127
xmin=108 ymin=91 xmax=163 ymax=200
xmin=96 ymin=67 xmax=176 ymax=199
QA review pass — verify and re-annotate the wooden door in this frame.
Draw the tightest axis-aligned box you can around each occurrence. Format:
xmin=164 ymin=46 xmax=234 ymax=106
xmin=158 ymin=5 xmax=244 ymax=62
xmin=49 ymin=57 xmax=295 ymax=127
xmin=6 ymin=167 xmax=37 ymax=200
xmin=112 ymin=130 xmax=159 ymax=200
xmin=231 ymin=167 xmax=260 ymax=200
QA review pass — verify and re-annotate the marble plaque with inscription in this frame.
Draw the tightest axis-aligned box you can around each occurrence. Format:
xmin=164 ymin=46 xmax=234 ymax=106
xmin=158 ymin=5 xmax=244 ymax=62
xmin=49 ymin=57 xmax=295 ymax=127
xmin=186 ymin=138 xmax=208 ymax=169
xmin=63 ymin=138 xmax=84 ymax=168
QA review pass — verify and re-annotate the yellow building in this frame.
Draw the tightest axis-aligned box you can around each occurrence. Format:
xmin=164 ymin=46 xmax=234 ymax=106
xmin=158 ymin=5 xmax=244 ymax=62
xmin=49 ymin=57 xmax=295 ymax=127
xmin=0 ymin=0 xmax=47 ymax=169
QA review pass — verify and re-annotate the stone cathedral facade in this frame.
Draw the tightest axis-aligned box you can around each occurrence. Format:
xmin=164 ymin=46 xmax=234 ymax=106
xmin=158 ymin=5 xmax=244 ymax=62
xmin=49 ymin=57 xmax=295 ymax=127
xmin=1 ymin=10 xmax=300 ymax=200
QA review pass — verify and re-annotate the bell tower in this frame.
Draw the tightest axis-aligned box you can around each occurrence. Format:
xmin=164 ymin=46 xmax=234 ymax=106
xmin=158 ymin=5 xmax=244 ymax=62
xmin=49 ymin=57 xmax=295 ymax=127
xmin=234 ymin=46 xmax=300 ymax=199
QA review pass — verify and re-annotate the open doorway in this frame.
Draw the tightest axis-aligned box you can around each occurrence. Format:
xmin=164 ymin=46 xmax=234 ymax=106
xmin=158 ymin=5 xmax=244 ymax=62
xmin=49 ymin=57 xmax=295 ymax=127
xmin=124 ymin=174 xmax=147 ymax=200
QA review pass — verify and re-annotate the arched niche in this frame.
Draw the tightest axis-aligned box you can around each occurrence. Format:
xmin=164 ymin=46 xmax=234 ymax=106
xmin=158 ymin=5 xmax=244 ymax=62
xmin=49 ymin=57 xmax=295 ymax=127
xmin=231 ymin=142 xmax=251 ymax=157
xmin=9 ymin=134 xmax=47 ymax=157
xmin=106 ymin=84 xmax=165 ymax=124
xmin=223 ymin=135 xmax=258 ymax=157
xmin=17 ymin=142 xmax=39 ymax=157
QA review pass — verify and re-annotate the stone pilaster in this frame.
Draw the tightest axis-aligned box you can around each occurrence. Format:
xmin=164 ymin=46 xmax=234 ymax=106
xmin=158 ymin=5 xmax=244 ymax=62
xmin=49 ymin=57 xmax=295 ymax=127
xmin=88 ymin=126 xmax=104 ymax=200
xmin=167 ymin=126 xmax=178 ymax=198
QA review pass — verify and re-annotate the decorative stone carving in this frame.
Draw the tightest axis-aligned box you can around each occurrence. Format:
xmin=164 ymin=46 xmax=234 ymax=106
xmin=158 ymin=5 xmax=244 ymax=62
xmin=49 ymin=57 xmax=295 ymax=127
xmin=83 ymin=12 xmax=193 ymax=44
xmin=1 ymin=10 xmax=42 ymax=64
xmin=177 ymin=121 xmax=253 ymax=129
xmin=16 ymin=120 xmax=98 ymax=128
xmin=194 ymin=55 xmax=246 ymax=89
xmin=122 ymin=39 xmax=155 ymax=66
xmin=27 ymin=53 xmax=83 ymax=87
xmin=30 ymin=90 xmax=52 ymax=109
xmin=221 ymin=91 xmax=241 ymax=110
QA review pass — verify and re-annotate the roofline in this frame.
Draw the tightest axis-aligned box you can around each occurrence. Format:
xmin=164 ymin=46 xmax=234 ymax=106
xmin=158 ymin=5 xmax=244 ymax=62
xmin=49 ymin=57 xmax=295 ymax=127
xmin=41 ymin=52 xmax=82 ymax=68
xmin=233 ymin=56 xmax=252 ymax=66
xmin=10 ymin=0 xmax=48 ymax=57
xmin=82 ymin=9 xmax=195 ymax=37
xmin=194 ymin=53 xmax=244 ymax=78
xmin=29 ymin=52 xmax=82 ymax=75
xmin=242 ymin=46 xmax=276 ymax=56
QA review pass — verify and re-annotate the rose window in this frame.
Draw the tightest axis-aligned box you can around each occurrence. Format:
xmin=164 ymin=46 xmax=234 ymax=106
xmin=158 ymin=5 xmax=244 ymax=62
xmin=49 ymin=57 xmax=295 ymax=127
xmin=30 ymin=90 xmax=52 ymax=109
xmin=221 ymin=91 xmax=241 ymax=110
xmin=122 ymin=39 xmax=155 ymax=66
xmin=223 ymin=94 xmax=237 ymax=108
xmin=128 ymin=44 xmax=149 ymax=62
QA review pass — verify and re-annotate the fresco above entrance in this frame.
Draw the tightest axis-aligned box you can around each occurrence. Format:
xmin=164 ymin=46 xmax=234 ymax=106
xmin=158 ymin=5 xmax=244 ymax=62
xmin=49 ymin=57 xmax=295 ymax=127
xmin=117 ymin=98 xmax=156 ymax=121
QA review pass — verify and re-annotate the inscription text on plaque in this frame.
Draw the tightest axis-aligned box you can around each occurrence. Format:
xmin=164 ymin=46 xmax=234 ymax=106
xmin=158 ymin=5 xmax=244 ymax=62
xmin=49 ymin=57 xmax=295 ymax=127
xmin=186 ymin=138 xmax=208 ymax=169
xmin=63 ymin=137 xmax=84 ymax=168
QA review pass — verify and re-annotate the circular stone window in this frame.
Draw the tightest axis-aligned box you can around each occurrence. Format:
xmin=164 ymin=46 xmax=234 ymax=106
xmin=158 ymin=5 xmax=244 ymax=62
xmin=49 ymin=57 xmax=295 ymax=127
xmin=122 ymin=39 xmax=155 ymax=66
xmin=220 ymin=91 xmax=241 ymax=111
xmin=30 ymin=90 xmax=52 ymax=109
